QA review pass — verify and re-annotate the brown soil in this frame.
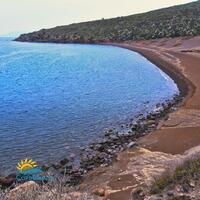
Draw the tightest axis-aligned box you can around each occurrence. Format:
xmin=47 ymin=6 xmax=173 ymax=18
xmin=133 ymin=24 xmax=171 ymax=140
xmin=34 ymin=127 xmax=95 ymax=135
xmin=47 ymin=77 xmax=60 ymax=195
xmin=139 ymin=127 xmax=200 ymax=155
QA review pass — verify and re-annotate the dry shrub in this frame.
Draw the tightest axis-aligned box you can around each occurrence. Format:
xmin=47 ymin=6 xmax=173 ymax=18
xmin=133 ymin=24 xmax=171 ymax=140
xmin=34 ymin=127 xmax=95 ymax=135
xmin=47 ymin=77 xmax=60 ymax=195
xmin=0 ymin=176 xmax=96 ymax=200
xmin=151 ymin=156 xmax=200 ymax=194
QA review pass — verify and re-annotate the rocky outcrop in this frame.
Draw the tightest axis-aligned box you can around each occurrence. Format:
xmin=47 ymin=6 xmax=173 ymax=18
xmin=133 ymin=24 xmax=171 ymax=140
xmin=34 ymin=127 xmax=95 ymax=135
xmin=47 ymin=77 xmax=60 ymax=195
xmin=0 ymin=174 xmax=16 ymax=189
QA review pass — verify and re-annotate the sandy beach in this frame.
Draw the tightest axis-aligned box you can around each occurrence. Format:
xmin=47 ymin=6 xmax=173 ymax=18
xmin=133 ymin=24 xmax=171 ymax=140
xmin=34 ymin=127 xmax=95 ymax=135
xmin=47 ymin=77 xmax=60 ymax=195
xmin=79 ymin=36 xmax=200 ymax=199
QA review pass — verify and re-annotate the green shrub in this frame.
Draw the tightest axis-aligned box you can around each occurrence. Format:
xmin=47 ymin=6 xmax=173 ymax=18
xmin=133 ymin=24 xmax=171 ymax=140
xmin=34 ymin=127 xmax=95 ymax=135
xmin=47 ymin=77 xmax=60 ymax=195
xmin=16 ymin=1 xmax=200 ymax=42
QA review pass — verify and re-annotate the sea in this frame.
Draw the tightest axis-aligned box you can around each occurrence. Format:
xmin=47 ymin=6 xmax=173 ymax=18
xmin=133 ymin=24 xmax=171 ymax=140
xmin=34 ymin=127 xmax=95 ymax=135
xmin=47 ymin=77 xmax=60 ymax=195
xmin=0 ymin=37 xmax=179 ymax=174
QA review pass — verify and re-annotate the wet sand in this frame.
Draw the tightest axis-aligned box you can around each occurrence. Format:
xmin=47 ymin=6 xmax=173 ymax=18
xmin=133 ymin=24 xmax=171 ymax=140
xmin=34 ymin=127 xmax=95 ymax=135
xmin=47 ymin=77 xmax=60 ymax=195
xmin=80 ymin=36 xmax=200 ymax=199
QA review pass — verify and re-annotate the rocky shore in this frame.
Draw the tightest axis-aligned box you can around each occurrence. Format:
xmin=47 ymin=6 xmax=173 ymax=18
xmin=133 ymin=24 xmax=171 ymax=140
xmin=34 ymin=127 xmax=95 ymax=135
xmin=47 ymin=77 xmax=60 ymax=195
xmin=79 ymin=36 xmax=200 ymax=200
xmin=0 ymin=94 xmax=182 ymax=189
xmin=1 ymin=36 xmax=200 ymax=200
xmin=0 ymin=38 xmax=187 ymax=189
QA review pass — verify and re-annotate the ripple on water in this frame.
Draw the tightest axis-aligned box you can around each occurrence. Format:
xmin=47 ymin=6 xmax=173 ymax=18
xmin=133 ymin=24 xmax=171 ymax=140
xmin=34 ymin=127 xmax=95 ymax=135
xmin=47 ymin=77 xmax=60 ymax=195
xmin=0 ymin=38 xmax=179 ymax=174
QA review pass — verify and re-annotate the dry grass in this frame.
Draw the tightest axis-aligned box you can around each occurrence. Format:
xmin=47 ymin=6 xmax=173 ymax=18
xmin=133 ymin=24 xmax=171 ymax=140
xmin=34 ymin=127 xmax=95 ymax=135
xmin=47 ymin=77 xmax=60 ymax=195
xmin=0 ymin=176 xmax=97 ymax=200
xmin=151 ymin=156 xmax=200 ymax=194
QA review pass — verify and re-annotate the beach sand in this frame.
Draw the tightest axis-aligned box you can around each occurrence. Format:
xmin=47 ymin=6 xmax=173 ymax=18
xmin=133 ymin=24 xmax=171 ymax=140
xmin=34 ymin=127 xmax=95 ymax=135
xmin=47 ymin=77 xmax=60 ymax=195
xmin=79 ymin=36 xmax=200 ymax=199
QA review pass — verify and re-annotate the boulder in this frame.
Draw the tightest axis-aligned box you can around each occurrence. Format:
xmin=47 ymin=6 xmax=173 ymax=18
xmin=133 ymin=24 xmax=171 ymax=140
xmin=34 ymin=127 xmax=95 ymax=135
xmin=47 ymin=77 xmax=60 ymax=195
xmin=60 ymin=158 xmax=69 ymax=166
xmin=0 ymin=173 xmax=16 ymax=188
xmin=8 ymin=181 xmax=39 ymax=199
xmin=127 ymin=141 xmax=136 ymax=149
xmin=92 ymin=187 xmax=106 ymax=197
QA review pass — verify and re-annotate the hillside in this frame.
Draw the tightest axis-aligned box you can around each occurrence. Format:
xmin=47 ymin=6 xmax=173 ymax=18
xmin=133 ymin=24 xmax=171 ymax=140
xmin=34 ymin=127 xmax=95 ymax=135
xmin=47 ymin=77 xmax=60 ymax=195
xmin=15 ymin=1 xmax=200 ymax=43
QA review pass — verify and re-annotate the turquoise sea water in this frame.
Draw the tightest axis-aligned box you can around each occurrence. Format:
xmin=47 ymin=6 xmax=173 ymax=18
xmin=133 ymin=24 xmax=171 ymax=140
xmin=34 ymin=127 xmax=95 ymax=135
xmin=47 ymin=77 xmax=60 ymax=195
xmin=0 ymin=38 xmax=179 ymax=174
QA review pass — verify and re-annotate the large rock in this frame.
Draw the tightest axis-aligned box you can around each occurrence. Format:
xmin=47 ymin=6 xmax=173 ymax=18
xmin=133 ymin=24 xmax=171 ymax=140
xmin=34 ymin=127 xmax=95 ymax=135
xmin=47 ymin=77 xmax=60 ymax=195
xmin=127 ymin=141 xmax=136 ymax=149
xmin=8 ymin=181 xmax=39 ymax=199
xmin=92 ymin=187 xmax=106 ymax=197
xmin=0 ymin=173 xmax=16 ymax=188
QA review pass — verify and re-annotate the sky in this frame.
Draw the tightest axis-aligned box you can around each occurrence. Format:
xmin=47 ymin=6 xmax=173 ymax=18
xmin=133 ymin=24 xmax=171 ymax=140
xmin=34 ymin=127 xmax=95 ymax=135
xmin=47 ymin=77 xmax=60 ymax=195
xmin=0 ymin=0 xmax=195 ymax=36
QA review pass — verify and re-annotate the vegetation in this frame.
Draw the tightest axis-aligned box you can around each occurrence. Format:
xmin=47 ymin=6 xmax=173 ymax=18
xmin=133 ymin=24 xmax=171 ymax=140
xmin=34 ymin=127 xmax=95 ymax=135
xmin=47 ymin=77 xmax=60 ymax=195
xmin=0 ymin=177 xmax=95 ymax=200
xmin=151 ymin=157 xmax=200 ymax=194
xmin=15 ymin=1 xmax=200 ymax=43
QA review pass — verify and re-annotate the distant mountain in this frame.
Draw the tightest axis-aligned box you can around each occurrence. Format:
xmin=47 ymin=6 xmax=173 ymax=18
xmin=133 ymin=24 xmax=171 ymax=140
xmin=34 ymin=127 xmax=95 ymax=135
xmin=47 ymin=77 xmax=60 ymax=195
xmin=15 ymin=1 xmax=200 ymax=43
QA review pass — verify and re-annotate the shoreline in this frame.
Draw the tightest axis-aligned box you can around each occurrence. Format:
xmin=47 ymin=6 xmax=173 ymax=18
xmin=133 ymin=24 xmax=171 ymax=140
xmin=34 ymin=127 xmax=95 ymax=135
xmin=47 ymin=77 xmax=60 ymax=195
xmin=1 ymin=37 xmax=200 ymax=199
xmin=0 ymin=39 xmax=185 ymax=187
xmin=78 ymin=37 xmax=200 ymax=199
xmin=104 ymin=42 xmax=195 ymax=104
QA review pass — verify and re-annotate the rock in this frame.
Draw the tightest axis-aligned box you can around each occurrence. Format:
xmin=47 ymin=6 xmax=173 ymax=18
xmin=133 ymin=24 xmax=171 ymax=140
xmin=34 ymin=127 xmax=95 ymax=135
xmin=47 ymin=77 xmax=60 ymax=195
xmin=145 ymin=120 xmax=156 ymax=126
xmin=65 ymin=163 xmax=73 ymax=171
xmin=104 ymin=129 xmax=114 ymax=136
xmin=109 ymin=134 xmax=119 ymax=141
xmin=182 ymin=184 xmax=190 ymax=193
xmin=8 ymin=181 xmax=39 ymax=199
xmin=80 ymin=146 xmax=86 ymax=151
xmin=0 ymin=173 xmax=16 ymax=188
xmin=173 ymin=193 xmax=189 ymax=199
xmin=108 ymin=129 xmax=114 ymax=133
xmin=131 ymin=188 xmax=145 ymax=200
xmin=92 ymin=187 xmax=106 ymax=197
xmin=60 ymin=158 xmax=69 ymax=166
xmin=127 ymin=141 xmax=136 ymax=149
xmin=189 ymin=180 xmax=195 ymax=188
xmin=128 ymin=131 xmax=132 ymax=134
xmin=131 ymin=124 xmax=139 ymax=131
xmin=69 ymin=153 xmax=76 ymax=160
xmin=41 ymin=164 xmax=50 ymax=171
xmin=60 ymin=163 xmax=73 ymax=175
xmin=52 ymin=163 xmax=62 ymax=170
xmin=167 ymin=190 xmax=175 ymax=197
xmin=175 ymin=184 xmax=184 ymax=193
xmin=147 ymin=114 xmax=155 ymax=120
xmin=136 ymin=114 xmax=144 ymax=120
xmin=68 ymin=191 xmax=82 ymax=198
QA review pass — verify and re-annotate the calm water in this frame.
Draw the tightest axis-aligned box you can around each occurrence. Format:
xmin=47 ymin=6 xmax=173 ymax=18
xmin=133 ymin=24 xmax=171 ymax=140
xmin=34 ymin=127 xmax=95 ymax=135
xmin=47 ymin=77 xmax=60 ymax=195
xmin=0 ymin=38 xmax=179 ymax=174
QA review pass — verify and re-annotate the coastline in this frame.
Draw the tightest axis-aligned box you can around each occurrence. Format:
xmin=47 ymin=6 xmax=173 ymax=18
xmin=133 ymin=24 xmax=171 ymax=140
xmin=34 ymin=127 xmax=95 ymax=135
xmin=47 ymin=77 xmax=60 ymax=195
xmin=78 ymin=37 xmax=200 ymax=199
xmin=0 ymin=40 xmax=182 ymax=186
xmin=46 ymin=40 xmax=188 ymax=185
xmin=1 ymin=36 xmax=200 ymax=199
xmin=108 ymin=42 xmax=195 ymax=102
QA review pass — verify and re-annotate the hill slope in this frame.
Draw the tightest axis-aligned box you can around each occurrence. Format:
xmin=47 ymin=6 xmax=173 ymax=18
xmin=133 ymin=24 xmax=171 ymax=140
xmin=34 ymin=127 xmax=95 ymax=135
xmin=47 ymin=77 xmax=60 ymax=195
xmin=16 ymin=1 xmax=200 ymax=43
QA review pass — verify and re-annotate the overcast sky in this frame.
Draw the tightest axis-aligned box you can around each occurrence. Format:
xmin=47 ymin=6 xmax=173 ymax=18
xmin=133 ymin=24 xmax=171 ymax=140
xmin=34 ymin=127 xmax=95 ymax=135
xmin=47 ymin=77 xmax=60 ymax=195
xmin=0 ymin=0 xmax=195 ymax=35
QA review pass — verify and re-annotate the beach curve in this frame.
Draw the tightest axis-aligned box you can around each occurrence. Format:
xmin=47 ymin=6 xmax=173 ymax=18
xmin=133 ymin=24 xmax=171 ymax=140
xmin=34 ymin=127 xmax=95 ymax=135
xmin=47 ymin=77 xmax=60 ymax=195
xmin=79 ymin=36 xmax=200 ymax=199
